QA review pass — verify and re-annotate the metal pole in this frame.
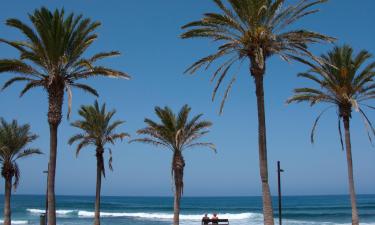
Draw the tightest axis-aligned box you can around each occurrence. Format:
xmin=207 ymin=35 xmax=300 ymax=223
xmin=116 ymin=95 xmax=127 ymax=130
xmin=39 ymin=214 xmax=46 ymax=225
xmin=43 ymin=164 xmax=49 ymax=225
xmin=277 ymin=161 xmax=284 ymax=225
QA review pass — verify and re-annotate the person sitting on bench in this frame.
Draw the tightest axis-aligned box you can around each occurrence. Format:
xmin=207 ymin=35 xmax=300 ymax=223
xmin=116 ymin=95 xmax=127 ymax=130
xmin=202 ymin=214 xmax=209 ymax=224
xmin=211 ymin=213 xmax=219 ymax=224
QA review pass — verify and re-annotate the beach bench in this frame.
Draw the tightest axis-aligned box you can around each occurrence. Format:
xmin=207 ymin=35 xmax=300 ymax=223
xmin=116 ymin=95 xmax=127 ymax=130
xmin=201 ymin=219 xmax=229 ymax=225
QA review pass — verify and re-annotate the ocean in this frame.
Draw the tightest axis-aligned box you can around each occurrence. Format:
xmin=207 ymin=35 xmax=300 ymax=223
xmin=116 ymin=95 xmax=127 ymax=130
xmin=0 ymin=195 xmax=374 ymax=225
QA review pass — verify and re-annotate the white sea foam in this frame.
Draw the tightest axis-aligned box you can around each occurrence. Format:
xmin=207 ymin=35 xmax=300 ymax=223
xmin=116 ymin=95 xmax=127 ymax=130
xmin=26 ymin=209 xmax=44 ymax=214
xmin=27 ymin=208 xmax=75 ymax=215
xmin=0 ymin=220 xmax=28 ymax=224
xmin=56 ymin=209 xmax=75 ymax=215
xmin=78 ymin=211 xmax=259 ymax=220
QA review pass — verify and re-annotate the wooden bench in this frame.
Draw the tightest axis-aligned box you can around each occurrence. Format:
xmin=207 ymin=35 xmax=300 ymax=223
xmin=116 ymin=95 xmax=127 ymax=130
xmin=201 ymin=219 xmax=229 ymax=225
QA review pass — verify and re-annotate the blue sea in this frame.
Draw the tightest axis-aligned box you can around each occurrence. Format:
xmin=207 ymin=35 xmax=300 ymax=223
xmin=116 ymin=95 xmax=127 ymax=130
xmin=0 ymin=195 xmax=375 ymax=225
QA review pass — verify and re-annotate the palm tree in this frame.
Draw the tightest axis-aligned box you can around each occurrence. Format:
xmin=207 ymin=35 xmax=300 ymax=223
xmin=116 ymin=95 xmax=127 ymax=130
xmin=0 ymin=7 xmax=130 ymax=225
xmin=131 ymin=105 xmax=215 ymax=225
xmin=181 ymin=1 xmax=334 ymax=223
xmin=287 ymin=45 xmax=375 ymax=225
xmin=68 ymin=101 xmax=129 ymax=225
xmin=0 ymin=118 xmax=42 ymax=225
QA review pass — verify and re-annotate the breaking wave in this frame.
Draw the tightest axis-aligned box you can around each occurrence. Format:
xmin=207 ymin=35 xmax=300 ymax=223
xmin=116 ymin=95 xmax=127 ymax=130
xmin=77 ymin=211 xmax=258 ymax=220
xmin=0 ymin=220 xmax=28 ymax=224
xmin=27 ymin=208 xmax=75 ymax=215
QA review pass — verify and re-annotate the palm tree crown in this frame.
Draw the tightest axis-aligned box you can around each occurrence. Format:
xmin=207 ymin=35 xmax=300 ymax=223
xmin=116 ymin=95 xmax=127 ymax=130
xmin=0 ymin=7 xmax=130 ymax=117
xmin=0 ymin=118 xmax=42 ymax=188
xmin=287 ymin=45 xmax=375 ymax=145
xmin=69 ymin=101 xmax=129 ymax=176
xmin=132 ymin=105 xmax=215 ymax=153
xmin=131 ymin=105 xmax=216 ymax=192
xmin=181 ymin=0 xmax=335 ymax=112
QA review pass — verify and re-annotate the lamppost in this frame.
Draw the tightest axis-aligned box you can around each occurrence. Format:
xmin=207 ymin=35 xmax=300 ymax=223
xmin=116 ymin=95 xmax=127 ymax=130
xmin=277 ymin=161 xmax=284 ymax=225
xmin=42 ymin=164 xmax=49 ymax=225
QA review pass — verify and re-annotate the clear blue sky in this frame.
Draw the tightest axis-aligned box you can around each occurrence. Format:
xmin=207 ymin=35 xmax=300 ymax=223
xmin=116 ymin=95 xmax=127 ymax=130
xmin=0 ymin=0 xmax=374 ymax=197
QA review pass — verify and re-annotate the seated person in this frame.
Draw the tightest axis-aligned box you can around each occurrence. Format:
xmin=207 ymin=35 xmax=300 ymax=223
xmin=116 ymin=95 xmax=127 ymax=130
xmin=202 ymin=214 xmax=209 ymax=224
xmin=211 ymin=213 xmax=219 ymax=224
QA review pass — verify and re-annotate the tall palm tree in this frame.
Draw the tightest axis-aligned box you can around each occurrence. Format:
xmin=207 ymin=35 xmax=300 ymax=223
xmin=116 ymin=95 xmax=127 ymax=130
xmin=181 ymin=1 xmax=334 ymax=223
xmin=131 ymin=105 xmax=215 ymax=225
xmin=287 ymin=45 xmax=375 ymax=225
xmin=0 ymin=118 xmax=42 ymax=225
xmin=68 ymin=101 xmax=129 ymax=225
xmin=0 ymin=7 xmax=130 ymax=225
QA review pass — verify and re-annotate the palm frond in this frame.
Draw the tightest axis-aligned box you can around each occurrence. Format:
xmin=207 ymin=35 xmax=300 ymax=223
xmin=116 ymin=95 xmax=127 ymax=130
xmin=358 ymin=108 xmax=375 ymax=145
xmin=89 ymin=51 xmax=121 ymax=62
xmin=337 ymin=115 xmax=344 ymax=151
xmin=70 ymin=83 xmax=99 ymax=97
xmin=15 ymin=149 xmax=43 ymax=160
xmin=19 ymin=80 xmax=44 ymax=97
xmin=66 ymin=83 xmax=73 ymax=120
xmin=68 ymin=134 xmax=86 ymax=145
xmin=0 ymin=59 xmax=41 ymax=77
xmin=75 ymin=140 xmax=91 ymax=157
xmin=107 ymin=133 xmax=130 ymax=144
xmin=13 ymin=162 xmax=20 ymax=190
xmin=108 ymin=149 xmax=113 ymax=171
xmin=184 ymin=142 xmax=217 ymax=153
xmin=129 ymin=138 xmax=169 ymax=148
xmin=310 ymin=107 xmax=333 ymax=144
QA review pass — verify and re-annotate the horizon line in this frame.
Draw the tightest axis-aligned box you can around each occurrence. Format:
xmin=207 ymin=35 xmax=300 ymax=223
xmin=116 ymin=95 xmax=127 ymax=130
xmin=7 ymin=193 xmax=375 ymax=198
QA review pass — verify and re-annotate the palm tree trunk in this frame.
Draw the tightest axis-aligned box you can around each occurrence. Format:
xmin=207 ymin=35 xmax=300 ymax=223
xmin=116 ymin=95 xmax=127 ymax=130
xmin=253 ymin=70 xmax=275 ymax=225
xmin=3 ymin=176 xmax=12 ymax=225
xmin=47 ymin=123 xmax=57 ymax=225
xmin=172 ymin=152 xmax=185 ymax=225
xmin=94 ymin=150 xmax=103 ymax=225
xmin=47 ymin=87 xmax=63 ymax=225
xmin=173 ymin=188 xmax=181 ymax=225
xmin=343 ymin=116 xmax=359 ymax=225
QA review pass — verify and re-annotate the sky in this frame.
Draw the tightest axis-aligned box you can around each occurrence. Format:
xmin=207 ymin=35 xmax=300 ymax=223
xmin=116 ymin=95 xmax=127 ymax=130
xmin=0 ymin=0 xmax=374 ymax=197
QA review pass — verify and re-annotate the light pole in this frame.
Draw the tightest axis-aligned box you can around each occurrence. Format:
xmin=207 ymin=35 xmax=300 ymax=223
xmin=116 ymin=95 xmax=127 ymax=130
xmin=43 ymin=164 xmax=49 ymax=225
xmin=277 ymin=161 xmax=284 ymax=225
